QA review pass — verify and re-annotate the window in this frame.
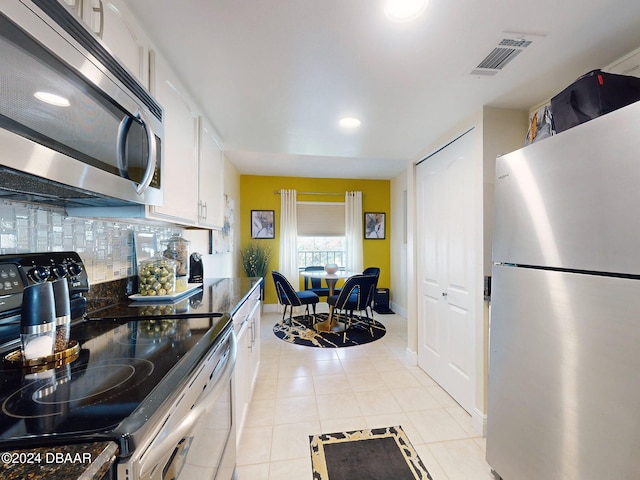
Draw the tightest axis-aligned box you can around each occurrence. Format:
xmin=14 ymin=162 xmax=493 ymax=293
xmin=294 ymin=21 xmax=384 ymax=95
xmin=297 ymin=202 xmax=345 ymax=268
xmin=298 ymin=237 xmax=345 ymax=267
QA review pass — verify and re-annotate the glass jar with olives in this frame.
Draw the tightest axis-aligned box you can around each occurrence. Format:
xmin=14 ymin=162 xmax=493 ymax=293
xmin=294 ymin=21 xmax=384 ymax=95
xmin=137 ymin=257 xmax=177 ymax=296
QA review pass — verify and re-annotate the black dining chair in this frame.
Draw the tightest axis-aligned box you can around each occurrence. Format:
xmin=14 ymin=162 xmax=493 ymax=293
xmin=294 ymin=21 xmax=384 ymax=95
xmin=272 ymin=270 xmax=319 ymax=326
xmin=326 ymin=274 xmax=378 ymax=341
xmin=362 ymin=267 xmax=380 ymax=317
xmin=303 ymin=266 xmax=330 ymax=297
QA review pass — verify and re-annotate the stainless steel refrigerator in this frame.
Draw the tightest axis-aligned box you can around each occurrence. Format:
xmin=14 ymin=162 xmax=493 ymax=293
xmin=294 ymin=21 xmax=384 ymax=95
xmin=486 ymin=100 xmax=640 ymax=480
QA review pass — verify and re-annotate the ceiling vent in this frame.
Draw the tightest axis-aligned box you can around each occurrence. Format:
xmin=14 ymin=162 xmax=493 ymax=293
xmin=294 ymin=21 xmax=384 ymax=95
xmin=471 ymin=33 xmax=540 ymax=76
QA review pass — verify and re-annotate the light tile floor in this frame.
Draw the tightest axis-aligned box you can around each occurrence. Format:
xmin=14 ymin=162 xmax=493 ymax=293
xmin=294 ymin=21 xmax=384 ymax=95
xmin=236 ymin=308 xmax=495 ymax=480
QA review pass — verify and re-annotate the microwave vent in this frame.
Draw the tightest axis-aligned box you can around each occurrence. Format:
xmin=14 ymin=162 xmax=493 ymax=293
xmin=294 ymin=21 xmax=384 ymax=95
xmin=0 ymin=167 xmax=126 ymax=208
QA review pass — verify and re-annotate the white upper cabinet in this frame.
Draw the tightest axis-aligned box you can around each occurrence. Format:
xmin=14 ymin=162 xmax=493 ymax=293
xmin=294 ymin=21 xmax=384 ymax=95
xmin=60 ymin=0 xmax=150 ymax=87
xmin=606 ymin=46 xmax=640 ymax=77
xmin=198 ymin=119 xmax=225 ymax=229
xmin=59 ymin=0 xmax=83 ymax=18
xmin=92 ymin=0 xmax=150 ymax=86
xmin=149 ymin=52 xmax=200 ymax=224
xmin=59 ymin=0 xmax=226 ymax=229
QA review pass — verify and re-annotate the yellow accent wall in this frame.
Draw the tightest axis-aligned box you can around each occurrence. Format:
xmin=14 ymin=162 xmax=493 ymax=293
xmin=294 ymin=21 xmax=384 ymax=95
xmin=239 ymin=176 xmax=391 ymax=305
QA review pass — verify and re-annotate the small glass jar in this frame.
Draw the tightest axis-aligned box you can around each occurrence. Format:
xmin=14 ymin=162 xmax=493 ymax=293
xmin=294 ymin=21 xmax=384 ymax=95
xmin=162 ymin=234 xmax=191 ymax=291
xmin=138 ymin=256 xmax=177 ymax=296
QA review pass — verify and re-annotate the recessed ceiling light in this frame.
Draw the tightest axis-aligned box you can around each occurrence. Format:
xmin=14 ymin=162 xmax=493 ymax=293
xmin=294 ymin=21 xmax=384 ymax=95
xmin=34 ymin=91 xmax=70 ymax=107
xmin=339 ymin=117 xmax=361 ymax=129
xmin=384 ymin=0 xmax=428 ymax=22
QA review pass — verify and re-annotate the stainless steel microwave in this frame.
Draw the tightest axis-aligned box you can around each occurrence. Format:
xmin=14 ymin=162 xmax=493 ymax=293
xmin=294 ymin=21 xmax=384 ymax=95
xmin=0 ymin=0 xmax=163 ymax=207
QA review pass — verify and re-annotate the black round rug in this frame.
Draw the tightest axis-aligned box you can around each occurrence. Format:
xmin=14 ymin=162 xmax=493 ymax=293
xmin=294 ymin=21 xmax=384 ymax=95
xmin=273 ymin=313 xmax=386 ymax=348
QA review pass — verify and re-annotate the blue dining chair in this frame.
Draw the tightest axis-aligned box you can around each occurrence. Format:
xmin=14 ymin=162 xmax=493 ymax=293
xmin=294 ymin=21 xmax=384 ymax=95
xmin=362 ymin=267 xmax=380 ymax=317
xmin=326 ymin=274 xmax=378 ymax=341
xmin=272 ymin=270 xmax=319 ymax=326
xmin=303 ymin=265 xmax=330 ymax=297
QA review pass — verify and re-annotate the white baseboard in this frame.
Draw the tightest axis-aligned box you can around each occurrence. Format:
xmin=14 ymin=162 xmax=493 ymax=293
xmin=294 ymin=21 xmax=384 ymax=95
xmin=471 ymin=407 xmax=488 ymax=436
xmin=390 ymin=301 xmax=407 ymax=318
xmin=262 ymin=303 xmax=329 ymax=315
xmin=262 ymin=303 xmax=279 ymax=313
xmin=266 ymin=302 xmax=406 ymax=317
xmin=405 ymin=346 xmax=418 ymax=366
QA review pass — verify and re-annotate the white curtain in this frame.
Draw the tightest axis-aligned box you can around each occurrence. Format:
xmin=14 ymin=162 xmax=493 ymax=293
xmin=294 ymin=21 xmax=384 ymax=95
xmin=279 ymin=189 xmax=299 ymax=286
xmin=345 ymin=191 xmax=363 ymax=273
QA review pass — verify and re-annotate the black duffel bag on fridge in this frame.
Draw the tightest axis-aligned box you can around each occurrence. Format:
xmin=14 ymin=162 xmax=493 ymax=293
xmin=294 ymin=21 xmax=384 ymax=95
xmin=550 ymin=69 xmax=640 ymax=133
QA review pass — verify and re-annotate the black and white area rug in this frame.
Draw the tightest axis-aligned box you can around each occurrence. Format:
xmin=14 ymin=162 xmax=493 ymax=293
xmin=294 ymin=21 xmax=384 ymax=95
xmin=309 ymin=425 xmax=432 ymax=480
xmin=272 ymin=313 xmax=386 ymax=348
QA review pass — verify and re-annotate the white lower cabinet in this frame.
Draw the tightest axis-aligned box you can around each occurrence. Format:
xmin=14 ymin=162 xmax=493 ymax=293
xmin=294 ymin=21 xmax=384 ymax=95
xmin=232 ymin=284 xmax=261 ymax=444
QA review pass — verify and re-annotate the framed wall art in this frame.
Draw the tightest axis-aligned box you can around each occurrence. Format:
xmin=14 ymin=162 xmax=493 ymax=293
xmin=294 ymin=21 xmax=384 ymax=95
xmin=251 ymin=210 xmax=275 ymax=239
xmin=364 ymin=212 xmax=385 ymax=239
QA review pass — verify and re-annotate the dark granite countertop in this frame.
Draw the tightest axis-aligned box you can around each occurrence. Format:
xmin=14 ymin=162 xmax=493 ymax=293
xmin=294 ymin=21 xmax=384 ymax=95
xmin=87 ymin=277 xmax=262 ymax=320
xmin=0 ymin=441 xmax=118 ymax=480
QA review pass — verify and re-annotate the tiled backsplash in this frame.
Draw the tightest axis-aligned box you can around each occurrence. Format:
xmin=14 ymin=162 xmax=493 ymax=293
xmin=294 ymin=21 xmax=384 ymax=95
xmin=0 ymin=201 xmax=181 ymax=285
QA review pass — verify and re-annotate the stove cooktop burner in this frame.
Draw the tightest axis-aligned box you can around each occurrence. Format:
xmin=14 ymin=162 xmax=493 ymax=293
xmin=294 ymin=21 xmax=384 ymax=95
xmin=2 ymin=358 xmax=154 ymax=420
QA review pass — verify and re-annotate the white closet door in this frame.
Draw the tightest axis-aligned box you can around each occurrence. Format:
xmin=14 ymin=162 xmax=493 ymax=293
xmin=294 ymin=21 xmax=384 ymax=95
xmin=416 ymin=128 xmax=477 ymax=414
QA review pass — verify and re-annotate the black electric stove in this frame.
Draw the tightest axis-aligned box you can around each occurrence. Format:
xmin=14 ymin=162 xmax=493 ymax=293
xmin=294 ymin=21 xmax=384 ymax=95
xmin=0 ymin=252 xmax=231 ymax=458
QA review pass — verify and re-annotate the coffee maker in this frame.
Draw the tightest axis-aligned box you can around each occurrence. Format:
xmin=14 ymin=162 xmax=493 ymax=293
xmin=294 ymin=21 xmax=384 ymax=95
xmin=188 ymin=253 xmax=204 ymax=283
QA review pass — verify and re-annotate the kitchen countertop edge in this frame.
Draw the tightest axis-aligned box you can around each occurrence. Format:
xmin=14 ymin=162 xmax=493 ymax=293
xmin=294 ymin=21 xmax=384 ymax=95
xmin=0 ymin=441 xmax=118 ymax=480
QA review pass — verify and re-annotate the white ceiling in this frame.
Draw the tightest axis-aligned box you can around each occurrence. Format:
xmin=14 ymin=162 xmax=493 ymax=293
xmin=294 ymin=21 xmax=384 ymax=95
xmin=127 ymin=0 xmax=640 ymax=179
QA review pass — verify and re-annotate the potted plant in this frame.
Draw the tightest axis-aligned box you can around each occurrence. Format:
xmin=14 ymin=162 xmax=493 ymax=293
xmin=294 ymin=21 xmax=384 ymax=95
xmin=241 ymin=241 xmax=272 ymax=298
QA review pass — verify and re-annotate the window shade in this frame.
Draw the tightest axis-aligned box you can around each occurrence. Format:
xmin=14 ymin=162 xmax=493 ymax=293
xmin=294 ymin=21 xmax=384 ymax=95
xmin=297 ymin=202 xmax=345 ymax=236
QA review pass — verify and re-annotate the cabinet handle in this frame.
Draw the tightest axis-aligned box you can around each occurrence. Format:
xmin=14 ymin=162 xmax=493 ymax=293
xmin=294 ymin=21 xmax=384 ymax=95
xmin=248 ymin=322 xmax=254 ymax=351
xmin=442 ymin=292 xmax=448 ymax=297
xmin=92 ymin=0 xmax=104 ymax=38
xmin=197 ymin=201 xmax=208 ymax=222
xmin=251 ymin=318 xmax=256 ymax=345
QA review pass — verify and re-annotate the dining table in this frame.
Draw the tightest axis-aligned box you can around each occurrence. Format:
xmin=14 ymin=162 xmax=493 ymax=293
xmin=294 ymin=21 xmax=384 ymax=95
xmin=300 ymin=269 xmax=353 ymax=332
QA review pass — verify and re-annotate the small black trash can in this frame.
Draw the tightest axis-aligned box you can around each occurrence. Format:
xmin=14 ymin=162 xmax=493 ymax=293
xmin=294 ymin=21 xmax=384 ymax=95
xmin=373 ymin=288 xmax=394 ymax=314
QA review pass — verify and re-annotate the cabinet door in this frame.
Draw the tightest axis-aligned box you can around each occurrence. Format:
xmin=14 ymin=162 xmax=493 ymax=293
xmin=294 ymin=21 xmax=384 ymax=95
xmin=58 ymin=0 xmax=83 ymax=19
xmin=606 ymin=47 xmax=640 ymax=77
xmin=150 ymin=53 xmax=199 ymax=224
xmin=85 ymin=0 xmax=150 ymax=86
xmin=198 ymin=119 xmax=225 ymax=228
xmin=231 ymin=286 xmax=261 ymax=445
xmin=233 ymin=318 xmax=250 ymax=445
xmin=246 ymin=295 xmax=261 ymax=393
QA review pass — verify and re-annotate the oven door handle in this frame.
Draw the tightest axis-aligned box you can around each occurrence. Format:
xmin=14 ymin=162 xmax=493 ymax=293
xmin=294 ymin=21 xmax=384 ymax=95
xmin=139 ymin=330 xmax=237 ymax=479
